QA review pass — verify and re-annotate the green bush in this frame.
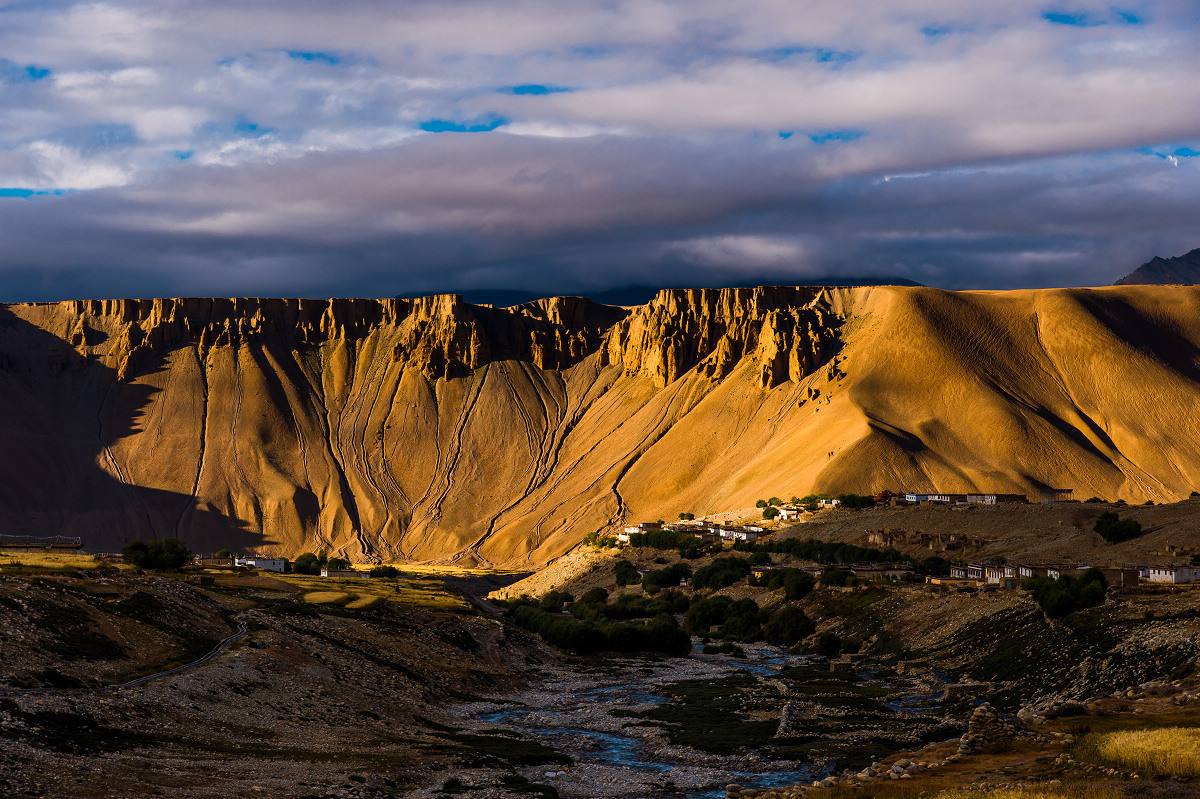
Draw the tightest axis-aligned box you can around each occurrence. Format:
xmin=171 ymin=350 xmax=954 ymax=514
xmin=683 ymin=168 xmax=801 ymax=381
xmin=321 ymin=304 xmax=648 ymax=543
xmin=122 ymin=539 xmax=191 ymax=570
xmin=678 ymin=512 xmax=695 ymax=520
xmin=817 ymin=631 xmax=842 ymax=657
xmin=755 ymin=499 xmax=768 ymax=508
xmin=369 ymin=565 xmax=400 ymax=578
xmin=692 ymin=556 xmax=751 ymax=590
xmin=762 ymin=506 xmax=780 ymax=520
xmin=748 ymin=567 xmax=815 ymax=601
xmin=292 ymin=552 xmax=323 ymax=574
xmin=820 ymin=567 xmax=857 ymax=587
xmin=764 ymin=606 xmax=815 ymax=646
xmin=837 ymin=494 xmax=876 ymax=509
xmin=579 ymin=587 xmax=609 ymax=605
xmin=538 ymin=590 xmax=574 ymax=612
xmin=326 ymin=557 xmax=351 ymax=570
xmin=1023 ymin=569 xmax=1108 ymax=618
xmin=614 ymin=559 xmax=640 ymax=586
xmin=735 ymin=537 xmax=906 ymax=565
xmin=626 ymin=529 xmax=697 ymax=549
xmin=1094 ymin=512 xmax=1143 ymax=543
xmin=510 ymin=604 xmax=690 ymax=656
xmin=642 ymin=562 xmax=691 ymax=594
xmin=686 ymin=595 xmax=733 ymax=633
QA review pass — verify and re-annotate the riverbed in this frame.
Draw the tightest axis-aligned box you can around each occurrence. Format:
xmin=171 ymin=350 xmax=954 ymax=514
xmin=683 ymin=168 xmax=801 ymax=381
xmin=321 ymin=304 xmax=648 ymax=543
xmin=436 ymin=643 xmax=952 ymax=798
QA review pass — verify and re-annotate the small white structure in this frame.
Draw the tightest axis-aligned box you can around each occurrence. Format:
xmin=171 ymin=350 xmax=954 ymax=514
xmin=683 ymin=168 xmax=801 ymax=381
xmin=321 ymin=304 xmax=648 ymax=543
xmin=719 ymin=528 xmax=759 ymax=543
xmin=321 ymin=567 xmax=359 ymax=578
xmin=817 ymin=498 xmax=842 ymax=508
xmin=777 ymin=507 xmax=802 ymax=521
xmin=1143 ymin=566 xmax=1200 ymax=584
xmin=234 ymin=557 xmax=288 ymax=573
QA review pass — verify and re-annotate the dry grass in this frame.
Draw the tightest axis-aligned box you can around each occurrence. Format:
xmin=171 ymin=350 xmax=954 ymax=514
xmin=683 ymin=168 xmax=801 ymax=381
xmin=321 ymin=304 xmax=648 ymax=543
xmin=303 ymin=591 xmax=351 ymax=605
xmin=279 ymin=573 xmax=467 ymax=610
xmin=1085 ymin=727 xmax=1200 ymax=777
xmin=344 ymin=595 xmax=382 ymax=610
xmin=933 ymin=787 xmax=1122 ymax=799
xmin=0 ymin=549 xmax=117 ymax=571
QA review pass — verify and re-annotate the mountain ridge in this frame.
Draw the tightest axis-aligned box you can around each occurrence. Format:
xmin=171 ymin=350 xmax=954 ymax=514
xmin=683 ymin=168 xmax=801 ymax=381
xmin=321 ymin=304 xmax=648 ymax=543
xmin=2 ymin=284 xmax=1199 ymax=566
xmin=1116 ymin=247 xmax=1200 ymax=285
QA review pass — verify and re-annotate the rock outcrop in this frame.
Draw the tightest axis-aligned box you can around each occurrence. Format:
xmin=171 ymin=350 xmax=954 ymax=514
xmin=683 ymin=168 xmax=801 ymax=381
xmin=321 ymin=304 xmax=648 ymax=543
xmin=2 ymin=283 xmax=1200 ymax=565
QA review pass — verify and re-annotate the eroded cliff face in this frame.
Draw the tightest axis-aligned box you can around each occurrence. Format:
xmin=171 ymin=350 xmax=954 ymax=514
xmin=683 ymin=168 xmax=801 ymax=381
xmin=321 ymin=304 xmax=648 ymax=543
xmin=2 ymin=284 xmax=1199 ymax=566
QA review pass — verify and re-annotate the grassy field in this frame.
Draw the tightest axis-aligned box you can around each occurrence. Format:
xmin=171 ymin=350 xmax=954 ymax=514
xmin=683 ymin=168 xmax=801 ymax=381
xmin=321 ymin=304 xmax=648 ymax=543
xmin=273 ymin=571 xmax=469 ymax=610
xmin=0 ymin=549 xmax=123 ymax=571
xmin=1085 ymin=726 xmax=1200 ymax=777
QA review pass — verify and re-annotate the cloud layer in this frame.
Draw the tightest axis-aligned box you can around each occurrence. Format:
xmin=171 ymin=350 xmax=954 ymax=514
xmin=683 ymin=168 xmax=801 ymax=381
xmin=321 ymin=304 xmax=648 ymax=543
xmin=1 ymin=0 xmax=1198 ymax=299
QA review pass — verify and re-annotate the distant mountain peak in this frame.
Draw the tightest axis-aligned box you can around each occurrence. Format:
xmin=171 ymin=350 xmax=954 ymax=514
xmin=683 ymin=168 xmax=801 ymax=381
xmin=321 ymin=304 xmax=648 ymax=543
xmin=1116 ymin=247 xmax=1200 ymax=285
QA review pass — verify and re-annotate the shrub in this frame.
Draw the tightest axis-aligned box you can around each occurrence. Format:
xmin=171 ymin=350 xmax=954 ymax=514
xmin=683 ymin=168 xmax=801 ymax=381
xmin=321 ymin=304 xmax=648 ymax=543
xmin=763 ymin=606 xmax=814 ymax=646
xmin=326 ymin=557 xmax=351 ymax=570
xmin=1023 ymin=569 xmax=1107 ymax=618
xmin=755 ymin=499 xmax=768 ymax=508
xmin=692 ymin=556 xmax=751 ymax=590
xmin=293 ymin=552 xmax=322 ymax=575
xmin=510 ymin=604 xmax=690 ymax=656
xmin=762 ymin=506 xmax=780 ymax=520
xmin=817 ymin=631 xmax=842 ymax=657
xmin=686 ymin=595 xmax=733 ymax=633
xmin=768 ymin=496 xmax=783 ymax=506
xmin=579 ymin=587 xmax=609 ymax=605
xmin=121 ymin=539 xmax=191 ymax=570
xmin=369 ymin=565 xmax=400 ymax=578
xmin=915 ymin=556 xmax=951 ymax=577
xmin=678 ymin=512 xmax=695 ymax=520
xmin=642 ymin=562 xmax=691 ymax=594
xmin=837 ymin=494 xmax=876 ymax=509
xmin=820 ymin=567 xmax=856 ymax=587
xmin=614 ymin=559 xmax=640 ymax=586
xmin=1094 ymin=511 xmax=1143 ymax=543
xmin=538 ymin=590 xmax=573 ymax=612
xmin=748 ymin=567 xmax=814 ymax=601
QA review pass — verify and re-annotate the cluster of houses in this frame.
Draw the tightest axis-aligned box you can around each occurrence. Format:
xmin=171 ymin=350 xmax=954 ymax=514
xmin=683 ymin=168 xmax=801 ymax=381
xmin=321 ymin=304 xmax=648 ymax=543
xmin=618 ymin=520 xmax=765 ymax=545
xmin=192 ymin=554 xmax=371 ymax=578
xmin=936 ymin=562 xmax=1200 ymax=589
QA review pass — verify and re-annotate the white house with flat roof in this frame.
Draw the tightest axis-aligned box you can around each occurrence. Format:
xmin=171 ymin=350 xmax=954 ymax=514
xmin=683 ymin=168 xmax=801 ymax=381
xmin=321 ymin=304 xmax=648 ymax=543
xmin=1143 ymin=565 xmax=1200 ymax=584
xmin=234 ymin=556 xmax=288 ymax=573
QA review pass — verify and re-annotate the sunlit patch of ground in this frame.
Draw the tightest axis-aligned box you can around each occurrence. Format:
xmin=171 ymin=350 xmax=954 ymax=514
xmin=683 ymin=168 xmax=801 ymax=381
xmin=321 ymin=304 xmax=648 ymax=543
xmin=0 ymin=549 xmax=127 ymax=572
xmin=1084 ymin=726 xmax=1200 ymax=777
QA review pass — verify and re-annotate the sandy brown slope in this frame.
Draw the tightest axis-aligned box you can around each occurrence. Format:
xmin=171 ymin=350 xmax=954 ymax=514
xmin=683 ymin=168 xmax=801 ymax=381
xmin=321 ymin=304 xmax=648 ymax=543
xmin=0 ymin=285 xmax=1197 ymax=566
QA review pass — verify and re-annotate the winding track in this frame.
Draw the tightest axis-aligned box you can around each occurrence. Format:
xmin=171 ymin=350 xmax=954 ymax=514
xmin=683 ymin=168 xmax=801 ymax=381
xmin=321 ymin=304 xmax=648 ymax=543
xmin=7 ymin=617 xmax=248 ymax=697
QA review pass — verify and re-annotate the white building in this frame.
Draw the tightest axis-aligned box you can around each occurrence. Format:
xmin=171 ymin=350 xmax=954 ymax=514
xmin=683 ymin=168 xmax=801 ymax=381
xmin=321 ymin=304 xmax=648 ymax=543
xmin=1143 ymin=566 xmax=1200 ymax=584
xmin=777 ymin=507 xmax=802 ymax=521
xmin=719 ymin=528 xmax=759 ymax=543
xmin=321 ymin=567 xmax=360 ymax=578
xmin=234 ymin=557 xmax=288 ymax=573
xmin=817 ymin=498 xmax=842 ymax=508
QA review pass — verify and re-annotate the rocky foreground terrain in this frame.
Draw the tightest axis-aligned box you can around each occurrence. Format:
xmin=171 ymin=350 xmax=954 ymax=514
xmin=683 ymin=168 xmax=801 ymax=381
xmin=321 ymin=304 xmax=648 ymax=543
xmin=3 ymin=284 xmax=1200 ymax=566
xmin=0 ymin=564 xmax=553 ymax=799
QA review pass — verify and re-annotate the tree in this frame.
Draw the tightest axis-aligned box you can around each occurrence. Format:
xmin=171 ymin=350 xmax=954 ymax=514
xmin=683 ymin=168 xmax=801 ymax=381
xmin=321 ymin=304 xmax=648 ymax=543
xmin=817 ymin=631 xmax=842 ymax=657
xmin=326 ymin=557 xmax=351 ymax=570
xmin=293 ymin=552 xmax=322 ymax=575
xmin=678 ymin=512 xmax=695 ymax=520
xmin=614 ymin=559 xmax=639 ymax=586
xmin=692 ymin=557 xmax=752 ymax=590
xmin=369 ymin=565 xmax=400 ymax=578
xmin=1094 ymin=512 xmax=1143 ymax=543
xmin=764 ymin=606 xmax=814 ymax=646
xmin=122 ymin=539 xmax=191 ymax=570
xmin=768 ymin=496 xmax=783 ymax=506
xmin=755 ymin=499 xmax=768 ymax=508
xmin=762 ymin=506 xmax=780 ymax=520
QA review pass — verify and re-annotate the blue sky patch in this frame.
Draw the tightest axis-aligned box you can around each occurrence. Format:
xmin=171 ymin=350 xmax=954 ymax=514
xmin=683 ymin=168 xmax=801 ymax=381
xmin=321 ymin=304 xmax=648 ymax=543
xmin=778 ymin=131 xmax=795 ymax=140
xmin=0 ymin=187 xmax=69 ymax=199
xmin=172 ymin=149 xmax=194 ymax=160
xmin=233 ymin=117 xmax=273 ymax=137
xmin=1042 ymin=10 xmax=1105 ymax=26
xmin=286 ymin=49 xmax=341 ymax=65
xmin=503 ymin=83 xmax=571 ymax=95
xmin=809 ymin=129 xmax=865 ymax=144
xmin=0 ymin=59 xmax=52 ymax=83
xmin=419 ymin=116 xmax=508 ymax=133
xmin=759 ymin=46 xmax=857 ymax=66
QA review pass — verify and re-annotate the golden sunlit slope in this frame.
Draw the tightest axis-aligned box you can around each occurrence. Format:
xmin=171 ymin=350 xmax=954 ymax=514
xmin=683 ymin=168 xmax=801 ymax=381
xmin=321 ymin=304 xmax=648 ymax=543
xmin=0 ymin=285 xmax=1197 ymax=566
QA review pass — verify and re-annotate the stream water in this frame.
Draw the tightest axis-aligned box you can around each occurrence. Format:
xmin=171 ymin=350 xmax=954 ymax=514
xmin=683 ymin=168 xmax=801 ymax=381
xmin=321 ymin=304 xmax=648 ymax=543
xmin=459 ymin=645 xmax=827 ymax=798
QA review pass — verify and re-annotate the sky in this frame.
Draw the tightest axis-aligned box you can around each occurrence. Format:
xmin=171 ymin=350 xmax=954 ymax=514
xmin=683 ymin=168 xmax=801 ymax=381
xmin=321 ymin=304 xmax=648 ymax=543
xmin=1 ymin=0 xmax=1198 ymax=300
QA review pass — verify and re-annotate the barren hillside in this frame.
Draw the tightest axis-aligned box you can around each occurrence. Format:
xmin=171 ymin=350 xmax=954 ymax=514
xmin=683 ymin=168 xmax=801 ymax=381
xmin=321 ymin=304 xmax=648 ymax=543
xmin=1 ymin=284 xmax=1198 ymax=566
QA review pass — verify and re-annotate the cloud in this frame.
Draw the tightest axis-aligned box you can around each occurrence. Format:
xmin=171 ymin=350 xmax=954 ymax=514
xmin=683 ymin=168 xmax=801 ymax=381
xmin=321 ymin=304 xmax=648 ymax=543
xmin=0 ymin=0 xmax=1197 ymax=298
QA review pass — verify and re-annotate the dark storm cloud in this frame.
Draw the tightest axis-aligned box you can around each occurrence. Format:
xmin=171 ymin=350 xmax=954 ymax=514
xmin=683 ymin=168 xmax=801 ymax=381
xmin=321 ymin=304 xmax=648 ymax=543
xmin=0 ymin=0 xmax=1198 ymax=298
